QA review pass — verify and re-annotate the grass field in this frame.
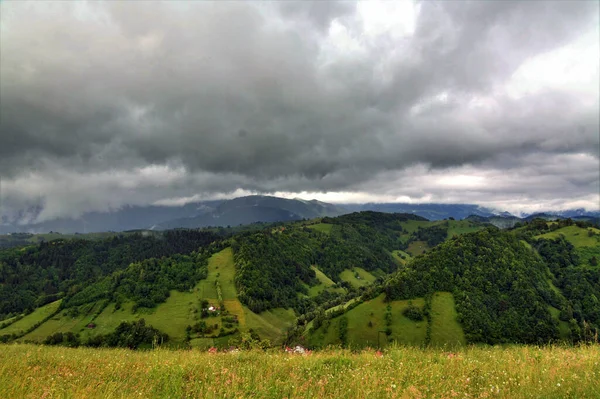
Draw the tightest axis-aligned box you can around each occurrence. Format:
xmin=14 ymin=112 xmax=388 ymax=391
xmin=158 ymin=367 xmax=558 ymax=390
xmin=429 ymin=292 xmax=466 ymax=347
xmin=0 ymin=300 xmax=61 ymax=336
xmin=243 ymin=307 xmax=296 ymax=344
xmin=0 ymin=315 xmax=17 ymax=324
xmin=339 ymin=267 xmax=376 ymax=288
xmin=537 ymin=225 xmax=600 ymax=247
xmin=140 ymin=290 xmax=200 ymax=340
xmin=206 ymin=247 xmax=237 ymax=300
xmin=306 ymin=266 xmax=345 ymax=297
xmin=406 ymin=240 xmax=428 ymax=256
xmin=20 ymin=301 xmax=105 ymax=342
xmin=307 ymin=223 xmax=333 ymax=235
xmin=308 ymin=294 xmax=431 ymax=348
xmin=48 ymin=291 xmax=203 ymax=344
xmin=85 ymin=302 xmax=141 ymax=337
xmin=2 ymin=344 xmax=598 ymax=399
xmin=446 ymin=220 xmax=484 ymax=239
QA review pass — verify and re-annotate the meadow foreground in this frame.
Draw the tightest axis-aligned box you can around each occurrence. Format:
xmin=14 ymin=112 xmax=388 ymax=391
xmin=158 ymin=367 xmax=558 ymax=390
xmin=1 ymin=344 xmax=598 ymax=398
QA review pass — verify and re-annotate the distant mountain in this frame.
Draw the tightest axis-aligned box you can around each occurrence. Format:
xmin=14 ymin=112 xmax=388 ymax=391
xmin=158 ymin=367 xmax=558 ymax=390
xmin=0 ymin=202 xmax=222 ymax=234
xmin=343 ymin=203 xmax=502 ymax=220
xmin=543 ymin=208 xmax=600 ymax=218
xmin=155 ymin=195 xmax=348 ymax=230
xmin=0 ymin=196 xmax=345 ymax=234
xmin=2 ymin=195 xmax=598 ymax=234
xmin=467 ymin=211 xmax=600 ymax=229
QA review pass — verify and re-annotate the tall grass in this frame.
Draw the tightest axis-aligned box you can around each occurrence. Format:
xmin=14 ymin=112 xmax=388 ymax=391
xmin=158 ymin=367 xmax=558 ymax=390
xmin=1 ymin=343 xmax=598 ymax=398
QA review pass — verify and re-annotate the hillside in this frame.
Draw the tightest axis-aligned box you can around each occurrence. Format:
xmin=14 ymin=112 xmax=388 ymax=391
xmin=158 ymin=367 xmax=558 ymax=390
xmin=1 ymin=212 xmax=599 ymax=349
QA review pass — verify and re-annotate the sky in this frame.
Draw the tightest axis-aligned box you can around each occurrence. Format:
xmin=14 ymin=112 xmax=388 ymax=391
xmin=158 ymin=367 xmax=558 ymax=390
xmin=0 ymin=0 xmax=599 ymax=223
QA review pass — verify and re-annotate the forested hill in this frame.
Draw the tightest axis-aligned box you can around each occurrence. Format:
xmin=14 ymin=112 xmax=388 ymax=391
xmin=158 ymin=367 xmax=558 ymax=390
xmin=385 ymin=229 xmax=560 ymax=344
xmin=1 ymin=212 xmax=598 ymax=349
xmin=0 ymin=230 xmax=220 ymax=319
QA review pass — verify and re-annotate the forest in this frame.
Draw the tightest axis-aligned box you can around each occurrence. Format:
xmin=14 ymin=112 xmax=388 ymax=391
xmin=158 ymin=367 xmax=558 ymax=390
xmin=0 ymin=230 xmax=219 ymax=319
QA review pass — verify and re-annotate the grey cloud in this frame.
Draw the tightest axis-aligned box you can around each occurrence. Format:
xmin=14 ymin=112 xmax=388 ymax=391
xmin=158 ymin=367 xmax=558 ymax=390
xmin=0 ymin=0 xmax=598 ymax=219
xmin=274 ymin=1 xmax=356 ymax=32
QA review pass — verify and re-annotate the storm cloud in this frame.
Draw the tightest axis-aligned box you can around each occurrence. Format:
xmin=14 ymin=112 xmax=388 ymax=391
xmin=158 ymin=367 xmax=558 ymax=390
xmin=1 ymin=0 xmax=598 ymax=221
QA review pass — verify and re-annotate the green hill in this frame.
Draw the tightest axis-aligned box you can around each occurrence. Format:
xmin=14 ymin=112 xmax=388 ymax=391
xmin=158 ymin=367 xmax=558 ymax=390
xmin=536 ymin=225 xmax=600 ymax=267
xmin=1 ymin=212 xmax=598 ymax=349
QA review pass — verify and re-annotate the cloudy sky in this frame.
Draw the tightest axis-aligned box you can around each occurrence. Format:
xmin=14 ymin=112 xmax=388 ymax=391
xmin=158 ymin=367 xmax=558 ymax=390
xmin=1 ymin=0 xmax=598 ymax=222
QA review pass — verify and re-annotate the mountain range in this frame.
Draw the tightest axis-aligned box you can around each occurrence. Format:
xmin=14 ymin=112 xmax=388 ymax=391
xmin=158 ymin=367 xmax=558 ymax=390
xmin=1 ymin=195 xmax=598 ymax=234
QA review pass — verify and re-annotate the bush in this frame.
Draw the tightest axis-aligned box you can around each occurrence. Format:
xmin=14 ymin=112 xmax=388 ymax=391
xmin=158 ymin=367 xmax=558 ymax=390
xmin=403 ymin=304 xmax=424 ymax=321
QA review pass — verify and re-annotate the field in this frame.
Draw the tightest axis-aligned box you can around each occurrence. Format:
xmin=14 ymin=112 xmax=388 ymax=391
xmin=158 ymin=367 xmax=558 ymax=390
xmin=406 ymin=240 xmax=428 ymax=256
xmin=201 ymin=247 xmax=238 ymax=300
xmin=339 ymin=267 xmax=376 ymax=288
xmin=1 ymin=344 xmax=598 ymax=399
xmin=308 ymin=294 xmax=429 ymax=348
xmin=21 ymin=301 xmax=105 ymax=342
xmin=429 ymin=292 xmax=466 ymax=347
xmin=446 ymin=220 xmax=484 ymax=239
xmin=305 ymin=266 xmax=345 ymax=297
xmin=307 ymin=223 xmax=333 ymax=235
xmin=0 ymin=300 xmax=61 ymax=336
xmin=537 ymin=225 xmax=600 ymax=248
xmin=242 ymin=307 xmax=296 ymax=344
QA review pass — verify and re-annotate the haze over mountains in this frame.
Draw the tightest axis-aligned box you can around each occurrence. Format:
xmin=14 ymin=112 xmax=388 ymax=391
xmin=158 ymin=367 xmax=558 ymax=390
xmin=1 ymin=195 xmax=598 ymax=234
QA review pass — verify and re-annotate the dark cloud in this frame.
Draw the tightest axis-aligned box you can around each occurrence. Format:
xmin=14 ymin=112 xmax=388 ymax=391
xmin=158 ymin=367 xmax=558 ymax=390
xmin=0 ymin=0 xmax=598 ymax=220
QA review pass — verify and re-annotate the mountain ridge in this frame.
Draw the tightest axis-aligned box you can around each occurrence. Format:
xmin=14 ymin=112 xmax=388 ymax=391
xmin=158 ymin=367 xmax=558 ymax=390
xmin=2 ymin=195 xmax=598 ymax=234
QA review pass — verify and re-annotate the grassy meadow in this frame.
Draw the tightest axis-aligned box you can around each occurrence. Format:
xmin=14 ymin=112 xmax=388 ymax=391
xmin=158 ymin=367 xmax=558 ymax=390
xmin=339 ymin=267 xmax=376 ymax=288
xmin=1 ymin=343 xmax=598 ymax=399
xmin=1 ymin=300 xmax=61 ymax=336
xmin=406 ymin=240 xmax=428 ymax=256
xmin=307 ymin=223 xmax=334 ymax=235
xmin=537 ymin=225 xmax=600 ymax=248
xmin=429 ymin=292 xmax=466 ymax=347
xmin=308 ymin=293 xmax=466 ymax=348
